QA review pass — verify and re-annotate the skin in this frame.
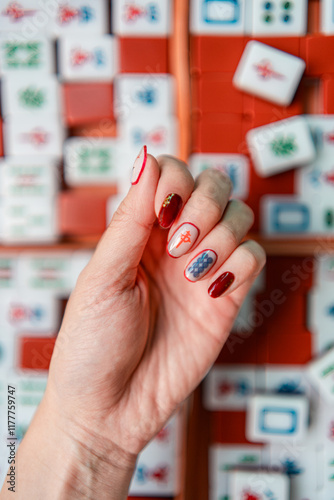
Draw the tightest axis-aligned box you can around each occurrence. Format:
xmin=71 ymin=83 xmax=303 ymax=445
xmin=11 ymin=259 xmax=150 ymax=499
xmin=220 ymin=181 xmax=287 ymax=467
xmin=1 ymin=154 xmax=266 ymax=499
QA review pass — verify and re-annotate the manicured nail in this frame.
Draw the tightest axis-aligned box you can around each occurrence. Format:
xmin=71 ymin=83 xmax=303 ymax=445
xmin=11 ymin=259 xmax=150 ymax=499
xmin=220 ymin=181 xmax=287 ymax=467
xmin=208 ymin=272 xmax=235 ymax=298
xmin=167 ymin=223 xmax=199 ymax=258
xmin=158 ymin=193 xmax=182 ymax=229
xmin=184 ymin=250 xmax=217 ymax=282
xmin=131 ymin=145 xmax=147 ymax=185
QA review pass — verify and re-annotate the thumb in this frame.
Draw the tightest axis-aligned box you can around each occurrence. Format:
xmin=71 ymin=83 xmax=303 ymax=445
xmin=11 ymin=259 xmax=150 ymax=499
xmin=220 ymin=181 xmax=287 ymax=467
xmin=87 ymin=146 xmax=161 ymax=283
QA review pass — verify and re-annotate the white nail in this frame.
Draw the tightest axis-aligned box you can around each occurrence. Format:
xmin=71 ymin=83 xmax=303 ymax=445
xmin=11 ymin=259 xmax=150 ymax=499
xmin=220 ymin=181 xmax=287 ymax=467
xmin=131 ymin=145 xmax=147 ymax=185
xmin=167 ymin=223 xmax=199 ymax=258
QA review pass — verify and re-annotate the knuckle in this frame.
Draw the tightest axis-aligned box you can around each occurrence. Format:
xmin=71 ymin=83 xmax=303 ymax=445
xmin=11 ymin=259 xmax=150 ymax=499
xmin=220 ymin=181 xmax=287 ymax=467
xmin=221 ymin=222 xmax=239 ymax=248
xmin=243 ymin=242 xmax=267 ymax=273
xmin=200 ymin=168 xmax=233 ymax=193
xmin=195 ymin=191 xmax=223 ymax=219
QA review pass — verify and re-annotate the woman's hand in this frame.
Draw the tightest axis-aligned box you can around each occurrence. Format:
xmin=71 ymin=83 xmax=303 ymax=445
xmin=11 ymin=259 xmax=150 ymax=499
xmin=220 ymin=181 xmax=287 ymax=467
xmin=7 ymin=151 xmax=265 ymax=499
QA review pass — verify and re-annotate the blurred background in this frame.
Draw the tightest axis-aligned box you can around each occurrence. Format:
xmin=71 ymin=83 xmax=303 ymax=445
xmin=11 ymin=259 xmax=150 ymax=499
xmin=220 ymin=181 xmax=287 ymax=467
xmin=0 ymin=1 xmax=333 ymax=499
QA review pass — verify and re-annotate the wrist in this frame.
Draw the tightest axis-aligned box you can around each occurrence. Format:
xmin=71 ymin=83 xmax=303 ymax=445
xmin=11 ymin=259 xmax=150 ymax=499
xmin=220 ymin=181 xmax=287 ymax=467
xmin=9 ymin=391 xmax=137 ymax=500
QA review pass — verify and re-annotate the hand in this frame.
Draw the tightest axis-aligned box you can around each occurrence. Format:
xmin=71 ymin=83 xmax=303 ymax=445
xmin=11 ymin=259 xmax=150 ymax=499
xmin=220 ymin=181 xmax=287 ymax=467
xmin=7 ymin=151 xmax=265 ymax=499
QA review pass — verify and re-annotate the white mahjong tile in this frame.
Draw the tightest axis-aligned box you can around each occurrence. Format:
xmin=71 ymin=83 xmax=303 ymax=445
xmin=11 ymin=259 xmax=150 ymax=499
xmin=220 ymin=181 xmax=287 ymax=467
xmin=0 ymin=35 xmax=53 ymax=74
xmin=203 ymin=365 xmax=256 ymax=410
xmin=0 ymin=293 xmax=59 ymax=333
xmin=264 ymin=365 xmax=311 ymax=397
xmin=58 ymin=35 xmax=118 ymax=82
xmin=17 ymin=253 xmax=73 ymax=295
xmin=114 ymin=74 xmax=175 ymax=119
xmin=247 ymin=116 xmax=315 ymax=177
xmin=1 ymin=75 xmax=62 ymax=117
xmin=112 ymin=0 xmax=172 ymax=36
xmin=50 ymin=0 xmax=108 ymax=36
xmin=0 ymin=256 xmax=19 ymax=290
xmin=64 ymin=137 xmax=121 ymax=186
xmin=0 ymin=1 xmax=51 ymax=34
xmin=246 ymin=394 xmax=309 ymax=443
xmin=251 ymin=0 xmax=308 ymax=36
xmin=233 ymin=40 xmax=305 ymax=106
xmin=230 ymin=470 xmax=289 ymax=500
xmin=307 ymin=347 xmax=334 ymax=404
xmin=3 ymin=115 xmax=63 ymax=157
xmin=190 ymin=0 xmax=246 ymax=35
xmin=209 ymin=445 xmax=264 ymax=500
xmin=0 ymin=157 xmax=59 ymax=198
xmin=189 ymin=153 xmax=250 ymax=199
xmin=118 ymin=115 xmax=178 ymax=168
xmin=261 ymin=195 xmax=312 ymax=236
xmin=321 ymin=0 xmax=334 ymax=34
xmin=308 ymin=287 xmax=334 ymax=338
xmin=268 ymin=443 xmax=321 ymax=500
xmin=312 ymin=330 xmax=334 ymax=357
xmin=296 ymin=116 xmax=334 ymax=204
xmin=312 ymin=254 xmax=334 ymax=288
xmin=129 ymin=412 xmax=182 ymax=496
xmin=0 ymin=197 xmax=58 ymax=245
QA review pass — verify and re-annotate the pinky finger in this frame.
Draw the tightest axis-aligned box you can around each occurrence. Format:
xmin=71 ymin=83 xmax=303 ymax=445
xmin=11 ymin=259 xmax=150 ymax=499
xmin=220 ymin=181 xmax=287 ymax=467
xmin=207 ymin=240 xmax=266 ymax=299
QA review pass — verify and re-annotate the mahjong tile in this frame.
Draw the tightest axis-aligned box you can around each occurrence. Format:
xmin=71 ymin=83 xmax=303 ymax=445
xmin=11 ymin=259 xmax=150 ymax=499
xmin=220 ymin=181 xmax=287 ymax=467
xmin=320 ymin=0 xmax=334 ymax=34
xmin=63 ymin=137 xmax=121 ymax=186
xmin=58 ymin=35 xmax=118 ymax=82
xmin=190 ymin=0 xmax=246 ymax=35
xmin=251 ymin=0 xmax=308 ymax=36
xmin=246 ymin=116 xmax=315 ymax=177
xmin=189 ymin=153 xmax=250 ymax=199
xmin=114 ymin=74 xmax=175 ymax=119
xmin=0 ymin=35 xmax=53 ymax=74
xmin=112 ymin=0 xmax=172 ymax=36
xmin=0 ymin=1 xmax=51 ymax=34
xmin=233 ymin=40 xmax=305 ymax=106
xmin=3 ymin=115 xmax=63 ymax=157
xmin=51 ymin=0 xmax=108 ymax=36
xmin=1 ymin=75 xmax=61 ymax=117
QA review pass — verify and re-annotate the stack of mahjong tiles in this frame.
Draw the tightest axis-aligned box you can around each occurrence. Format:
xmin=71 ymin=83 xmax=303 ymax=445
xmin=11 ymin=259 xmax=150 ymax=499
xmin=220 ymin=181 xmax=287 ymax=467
xmin=188 ymin=254 xmax=334 ymax=500
xmin=0 ymin=1 xmax=183 ymax=498
xmin=190 ymin=0 xmax=334 ymax=239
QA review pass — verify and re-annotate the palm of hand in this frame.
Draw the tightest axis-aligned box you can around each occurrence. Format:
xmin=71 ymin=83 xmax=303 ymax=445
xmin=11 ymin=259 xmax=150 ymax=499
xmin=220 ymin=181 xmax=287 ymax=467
xmin=49 ymin=225 xmax=243 ymax=455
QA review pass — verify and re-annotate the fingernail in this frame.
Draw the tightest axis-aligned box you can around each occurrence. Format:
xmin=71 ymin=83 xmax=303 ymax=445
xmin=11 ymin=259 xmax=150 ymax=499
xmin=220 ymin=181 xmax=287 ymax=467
xmin=208 ymin=272 xmax=235 ymax=298
xmin=131 ymin=145 xmax=147 ymax=185
xmin=167 ymin=223 xmax=199 ymax=258
xmin=158 ymin=193 xmax=182 ymax=229
xmin=184 ymin=250 xmax=217 ymax=282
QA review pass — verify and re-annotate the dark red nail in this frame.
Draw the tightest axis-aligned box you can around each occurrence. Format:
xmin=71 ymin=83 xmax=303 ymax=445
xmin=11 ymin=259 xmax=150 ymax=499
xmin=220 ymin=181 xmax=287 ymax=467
xmin=158 ymin=193 xmax=182 ymax=229
xmin=208 ymin=272 xmax=235 ymax=298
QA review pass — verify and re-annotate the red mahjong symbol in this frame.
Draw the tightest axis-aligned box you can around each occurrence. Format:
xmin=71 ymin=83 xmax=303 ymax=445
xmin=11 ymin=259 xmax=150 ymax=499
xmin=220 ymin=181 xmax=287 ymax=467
xmin=242 ymin=491 xmax=261 ymax=500
xmin=325 ymin=132 xmax=334 ymax=143
xmin=323 ymin=171 xmax=334 ymax=185
xmin=71 ymin=49 xmax=91 ymax=66
xmin=156 ymin=426 xmax=169 ymax=442
xmin=9 ymin=304 xmax=27 ymax=323
xmin=254 ymin=59 xmax=285 ymax=80
xmin=329 ymin=420 xmax=334 ymax=440
xmin=217 ymin=380 xmax=233 ymax=395
xmin=147 ymin=128 xmax=166 ymax=145
xmin=3 ymin=2 xmax=35 ymax=20
xmin=29 ymin=129 xmax=49 ymax=146
xmin=58 ymin=6 xmax=79 ymax=24
xmin=124 ymin=4 xmax=145 ymax=21
xmin=150 ymin=466 xmax=169 ymax=483
xmin=176 ymin=230 xmax=191 ymax=248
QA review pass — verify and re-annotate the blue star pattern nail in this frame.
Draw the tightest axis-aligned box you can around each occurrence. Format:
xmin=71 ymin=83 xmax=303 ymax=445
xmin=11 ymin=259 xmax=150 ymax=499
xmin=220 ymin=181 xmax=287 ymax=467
xmin=185 ymin=250 xmax=217 ymax=282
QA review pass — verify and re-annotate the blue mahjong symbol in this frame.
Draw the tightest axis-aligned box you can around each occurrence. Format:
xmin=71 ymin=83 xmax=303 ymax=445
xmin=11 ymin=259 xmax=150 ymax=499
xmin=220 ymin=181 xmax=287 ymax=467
xmin=188 ymin=252 xmax=213 ymax=278
xmin=203 ymin=0 xmax=240 ymax=24
xmin=136 ymin=466 xmax=147 ymax=483
xmin=136 ymin=87 xmax=156 ymax=104
xmin=225 ymin=163 xmax=237 ymax=190
xmin=282 ymin=458 xmax=303 ymax=475
xmin=133 ymin=129 xmax=144 ymax=145
xmin=327 ymin=304 xmax=334 ymax=317
xmin=94 ymin=49 xmax=105 ymax=66
xmin=147 ymin=3 xmax=159 ymax=21
xmin=80 ymin=6 xmax=94 ymax=22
